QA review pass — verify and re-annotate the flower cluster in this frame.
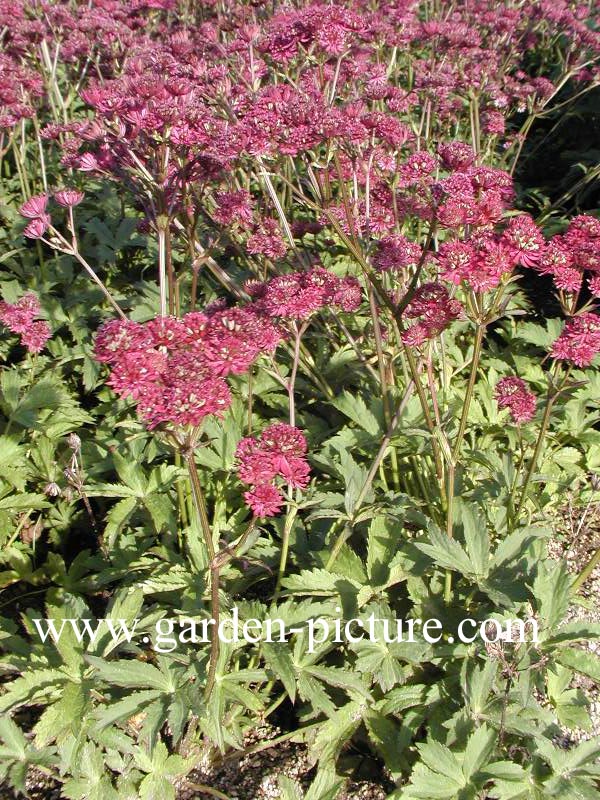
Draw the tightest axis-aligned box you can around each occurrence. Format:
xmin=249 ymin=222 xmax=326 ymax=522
xmin=436 ymin=215 xmax=546 ymax=294
xmin=401 ymin=283 xmax=462 ymax=347
xmin=532 ymin=215 xmax=600 ymax=297
xmin=494 ymin=377 xmax=536 ymax=424
xmin=550 ymin=313 xmax=600 ymax=368
xmin=235 ymin=423 xmax=310 ymax=517
xmin=247 ymin=267 xmax=362 ymax=320
xmin=19 ymin=190 xmax=84 ymax=239
xmin=94 ymin=307 xmax=282 ymax=428
xmin=0 ymin=293 xmax=51 ymax=354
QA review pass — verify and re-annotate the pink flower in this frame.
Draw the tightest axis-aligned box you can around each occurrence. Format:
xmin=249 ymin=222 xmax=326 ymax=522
xmin=54 ymin=189 xmax=85 ymax=207
xmin=143 ymin=377 xmax=232 ymax=428
xmin=253 ymin=267 xmax=353 ymax=320
xmin=236 ymin=423 xmax=310 ymax=516
xmin=0 ymin=293 xmax=51 ymax=353
xmin=374 ymin=236 xmax=422 ymax=273
xmin=482 ymin=111 xmax=506 ymax=135
xmin=19 ymin=194 xmax=48 ymax=219
xmin=94 ymin=319 xmax=153 ymax=363
xmin=213 ymin=190 xmax=253 ymax=228
xmin=589 ymin=276 xmax=600 ymax=297
xmin=401 ymin=282 xmax=462 ymax=346
xmin=438 ymin=141 xmax=475 ymax=172
xmin=551 ymin=313 xmax=600 ymax=367
xmin=495 ymin=377 xmax=536 ymax=423
xmin=244 ymin=484 xmax=284 ymax=517
xmin=501 ymin=215 xmax=545 ymax=267
xmin=333 ymin=277 xmax=362 ymax=312
xmin=20 ymin=321 xmax=51 ymax=354
xmin=23 ymin=214 xmax=50 ymax=239
xmin=247 ymin=218 xmax=287 ymax=260
xmin=93 ymin=301 xmax=282 ymax=430
xmin=77 ymin=153 xmax=100 ymax=172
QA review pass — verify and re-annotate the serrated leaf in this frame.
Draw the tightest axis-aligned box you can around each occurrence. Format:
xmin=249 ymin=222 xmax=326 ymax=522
xmin=262 ymin=642 xmax=296 ymax=702
xmin=86 ymin=656 xmax=173 ymax=692
xmin=416 ymin=528 xmax=473 ymax=574
xmin=331 ymin=391 xmax=380 ymax=435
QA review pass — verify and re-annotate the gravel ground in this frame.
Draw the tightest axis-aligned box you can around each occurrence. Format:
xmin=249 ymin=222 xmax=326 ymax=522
xmin=182 ymin=723 xmax=390 ymax=800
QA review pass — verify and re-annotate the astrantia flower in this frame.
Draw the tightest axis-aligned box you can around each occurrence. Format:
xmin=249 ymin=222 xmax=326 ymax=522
xmin=501 ymin=215 xmax=545 ymax=267
xmin=23 ymin=214 xmax=50 ymax=239
xmin=247 ymin=218 xmax=287 ymax=260
xmin=401 ymin=282 xmax=462 ymax=346
xmin=551 ymin=313 xmax=600 ymax=367
xmin=438 ymin=141 xmax=475 ymax=172
xmin=0 ymin=293 xmax=51 ymax=353
xmin=495 ymin=376 xmax=536 ymax=423
xmin=213 ymin=190 xmax=253 ymax=227
xmin=20 ymin=321 xmax=52 ymax=354
xmin=333 ymin=277 xmax=362 ymax=312
xmin=437 ymin=235 xmax=514 ymax=293
xmin=94 ymin=300 xmax=283 ymax=430
xmin=19 ymin=193 xmax=48 ymax=219
xmin=374 ymin=235 xmax=422 ymax=273
xmin=244 ymin=484 xmax=284 ymax=517
xmin=54 ymin=189 xmax=85 ymax=207
xmin=94 ymin=319 xmax=153 ymax=363
xmin=236 ymin=423 xmax=310 ymax=516
xmin=141 ymin=377 xmax=232 ymax=428
xmin=107 ymin=349 xmax=168 ymax=399
xmin=589 ymin=276 xmax=600 ymax=298
xmin=254 ymin=267 xmax=359 ymax=320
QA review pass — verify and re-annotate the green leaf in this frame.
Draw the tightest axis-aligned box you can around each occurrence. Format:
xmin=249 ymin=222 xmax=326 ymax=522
xmin=0 ymin=669 xmax=66 ymax=713
xmin=331 ymin=391 xmax=381 ymax=435
xmin=304 ymin=767 xmax=345 ymax=800
xmin=95 ymin=690 xmax=163 ymax=729
xmin=416 ymin=527 xmax=473 ymax=575
xmin=364 ymin=710 xmax=405 ymax=777
xmin=543 ymin=622 xmax=600 ymax=648
xmin=0 ymin=716 xmax=26 ymax=759
xmin=556 ymin=648 xmax=600 ymax=683
xmin=462 ymin=724 xmax=496 ymax=780
xmin=367 ymin=516 xmax=399 ymax=586
xmin=262 ymin=642 xmax=297 ymax=703
xmin=458 ymin=502 xmax=490 ymax=577
xmin=533 ymin=561 xmax=571 ymax=632
xmin=310 ymin=701 xmax=364 ymax=764
xmin=278 ymin=776 xmax=304 ymax=800
xmin=86 ymin=657 xmax=174 ymax=692
xmin=104 ymin=496 xmax=138 ymax=548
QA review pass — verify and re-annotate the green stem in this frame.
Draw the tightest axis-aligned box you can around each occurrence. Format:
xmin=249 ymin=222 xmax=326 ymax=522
xmin=572 ymin=546 xmax=600 ymax=593
xmin=513 ymin=391 xmax=557 ymax=525
xmin=185 ymin=453 xmax=219 ymax=699
xmin=274 ymin=503 xmax=298 ymax=600
xmin=452 ymin=323 xmax=486 ymax=462
xmin=444 ymin=322 xmax=486 ymax=604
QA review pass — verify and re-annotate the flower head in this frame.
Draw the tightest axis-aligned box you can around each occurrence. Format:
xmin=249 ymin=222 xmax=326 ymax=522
xmin=0 ymin=293 xmax=51 ymax=353
xmin=243 ymin=484 xmax=284 ymax=517
xmin=23 ymin=214 xmax=50 ymax=239
xmin=19 ymin=193 xmax=48 ymax=219
xmin=495 ymin=376 xmax=536 ymax=423
xmin=54 ymin=189 xmax=85 ymax=208
xmin=236 ymin=423 xmax=310 ymax=516
xmin=550 ymin=313 xmax=600 ymax=367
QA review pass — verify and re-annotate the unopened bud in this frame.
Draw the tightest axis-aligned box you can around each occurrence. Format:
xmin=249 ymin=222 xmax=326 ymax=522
xmin=44 ymin=482 xmax=61 ymax=497
xmin=67 ymin=433 xmax=81 ymax=452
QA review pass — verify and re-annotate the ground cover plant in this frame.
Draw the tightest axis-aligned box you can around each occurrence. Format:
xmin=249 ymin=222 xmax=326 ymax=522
xmin=1 ymin=0 xmax=600 ymax=797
